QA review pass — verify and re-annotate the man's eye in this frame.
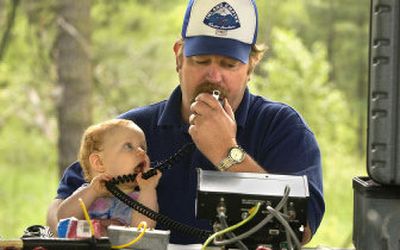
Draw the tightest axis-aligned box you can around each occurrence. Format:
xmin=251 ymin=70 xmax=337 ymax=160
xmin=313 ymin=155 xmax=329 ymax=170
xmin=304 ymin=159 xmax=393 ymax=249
xmin=222 ymin=62 xmax=238 ymax=68
xmin=190 ymin=56 xmax=211 ymax=65
xmin=196 ymin=61 xmax=207 ymax=65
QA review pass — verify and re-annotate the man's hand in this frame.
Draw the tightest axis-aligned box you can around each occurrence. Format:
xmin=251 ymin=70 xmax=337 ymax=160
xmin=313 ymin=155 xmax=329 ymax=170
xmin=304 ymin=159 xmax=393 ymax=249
xmin=188 ymin=92 xmax=237 ymax=165
xmin=302 ymin=224 xmax=312 ymax=244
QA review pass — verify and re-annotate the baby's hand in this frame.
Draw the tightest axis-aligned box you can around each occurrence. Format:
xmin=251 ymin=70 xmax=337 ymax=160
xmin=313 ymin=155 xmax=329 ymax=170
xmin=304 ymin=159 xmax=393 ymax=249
xmin=136 ymin=170 xmax=161 ymax=191
xmin=89 ymin=173 xmax=113 ymax=197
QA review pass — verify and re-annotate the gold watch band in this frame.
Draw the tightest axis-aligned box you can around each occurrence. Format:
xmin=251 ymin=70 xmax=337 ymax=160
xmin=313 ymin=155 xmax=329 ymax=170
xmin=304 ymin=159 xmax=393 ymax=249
xmin=216 ymin=146 xmax=246 ymax=171
xmin=217 ymin=157 xmax=236 ymax=171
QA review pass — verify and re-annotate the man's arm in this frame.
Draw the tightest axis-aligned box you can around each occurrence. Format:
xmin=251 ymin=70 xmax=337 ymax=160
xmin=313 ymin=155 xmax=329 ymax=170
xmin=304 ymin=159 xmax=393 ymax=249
xmin=303 ymin=224 xmax=312 ymax=244
xmin=188 ymin=94 xmax=324 ymax=244
xmin=47 ymin=199 xmax=63 ymax=235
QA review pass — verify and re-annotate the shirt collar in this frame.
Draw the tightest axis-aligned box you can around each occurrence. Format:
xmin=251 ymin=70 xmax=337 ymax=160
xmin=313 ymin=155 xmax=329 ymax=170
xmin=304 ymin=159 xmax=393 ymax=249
xmin=235 ymin=88 xmax=250 ymax=129
xmin=157 ymin=85 xmax=251 ymax=129
xmin=157 ymin=86 xmax=184 ymax=127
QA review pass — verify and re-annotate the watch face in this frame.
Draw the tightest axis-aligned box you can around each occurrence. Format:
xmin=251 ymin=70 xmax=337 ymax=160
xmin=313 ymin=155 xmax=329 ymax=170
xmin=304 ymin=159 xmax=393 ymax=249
xmin=230 ymin=147 xmax=244 ymax=162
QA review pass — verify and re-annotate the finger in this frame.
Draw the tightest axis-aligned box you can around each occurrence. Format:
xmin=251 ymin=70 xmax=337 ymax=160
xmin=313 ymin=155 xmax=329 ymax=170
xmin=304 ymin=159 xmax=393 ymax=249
xmin=224 ymin=99 xmax=235 ymax=121
xmin=189 ymin=101 xmax=202 ymax=114
xmin=188 ymin=124 xmax=197 ymax=137
xmin=190 ymin=100 xmax=217 ymax=117
xmin=189 ymin=113 xmax=197 ymax=125
xmin=195 ymin=93 xmax=222 ymax=110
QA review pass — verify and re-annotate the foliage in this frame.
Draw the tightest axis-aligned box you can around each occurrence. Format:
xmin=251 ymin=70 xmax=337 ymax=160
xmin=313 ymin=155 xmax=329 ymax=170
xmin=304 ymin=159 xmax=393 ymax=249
xmin=91 ymin=1 xmax=185 ymax=120
xmin=0 ymin=0 xmax=57 ymax=140
xmin=0 ymin=118 xmax=58 ymax=238
xmin=253 ymin=28 xmax=357 ymax=154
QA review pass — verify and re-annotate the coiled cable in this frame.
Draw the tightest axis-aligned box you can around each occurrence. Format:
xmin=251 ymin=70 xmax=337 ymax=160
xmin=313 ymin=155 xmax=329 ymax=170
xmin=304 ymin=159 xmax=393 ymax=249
xmin=107 ymin=142 xmax=195 ymax=185
xmin=105 ymin=142 xmax=212 ymax=240
xmin=106 ymin=182 xmax=211 ymax=240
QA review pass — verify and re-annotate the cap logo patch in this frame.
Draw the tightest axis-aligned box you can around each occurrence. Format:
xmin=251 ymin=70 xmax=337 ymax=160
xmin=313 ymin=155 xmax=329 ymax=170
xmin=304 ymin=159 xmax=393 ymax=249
xmin=203 ymin=2 xmax=240 ymax=36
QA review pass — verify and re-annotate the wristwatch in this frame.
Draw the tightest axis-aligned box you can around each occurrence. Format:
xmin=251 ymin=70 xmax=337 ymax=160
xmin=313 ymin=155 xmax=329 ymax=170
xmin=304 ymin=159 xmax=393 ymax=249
xmin=216 ymin=146 xmax=246 ymax=171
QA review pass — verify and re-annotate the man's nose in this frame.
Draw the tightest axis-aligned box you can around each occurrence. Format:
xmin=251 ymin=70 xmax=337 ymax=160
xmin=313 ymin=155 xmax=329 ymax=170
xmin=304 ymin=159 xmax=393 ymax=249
xmin=205 ymin=64 xmax=223 ymax=83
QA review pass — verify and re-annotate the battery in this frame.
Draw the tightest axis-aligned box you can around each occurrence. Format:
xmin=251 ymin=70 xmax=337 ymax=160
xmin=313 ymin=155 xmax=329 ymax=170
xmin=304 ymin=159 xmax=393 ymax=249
xmin=353 ymin=176 xmax=400 ymax=250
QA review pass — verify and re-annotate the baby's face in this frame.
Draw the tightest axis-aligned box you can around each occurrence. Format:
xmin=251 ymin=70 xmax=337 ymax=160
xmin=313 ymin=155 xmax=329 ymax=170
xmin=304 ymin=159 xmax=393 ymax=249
xmin=100 ymin=125 xmax=149 ymax=187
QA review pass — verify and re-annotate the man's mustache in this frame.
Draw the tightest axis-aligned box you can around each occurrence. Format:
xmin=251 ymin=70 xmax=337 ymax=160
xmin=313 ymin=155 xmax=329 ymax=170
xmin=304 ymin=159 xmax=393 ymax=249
xmin=191 ymin=82 xmax=227 ymax=103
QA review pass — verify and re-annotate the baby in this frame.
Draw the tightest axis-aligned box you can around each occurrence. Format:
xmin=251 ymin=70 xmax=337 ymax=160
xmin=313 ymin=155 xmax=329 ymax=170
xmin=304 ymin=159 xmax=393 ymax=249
xmin=57 ymin=119 xmax=161 ymax=231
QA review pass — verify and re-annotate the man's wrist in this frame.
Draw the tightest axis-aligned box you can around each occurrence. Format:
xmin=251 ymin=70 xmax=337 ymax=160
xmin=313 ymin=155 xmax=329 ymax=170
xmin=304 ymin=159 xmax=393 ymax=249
xmin=216 ymin=145 xmax=246 ymax=171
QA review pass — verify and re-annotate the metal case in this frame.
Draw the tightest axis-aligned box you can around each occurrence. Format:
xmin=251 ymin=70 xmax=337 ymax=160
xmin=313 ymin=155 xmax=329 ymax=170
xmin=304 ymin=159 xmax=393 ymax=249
xmin=353 ymin=176 xmax=400 ymax=250
xmin=367 ymin=0 xmax=400 ymax=185
xmin=196 ymin=169 xmax=309 ymax=249
xmin=107 ymin=225 xmax=170 ymax=250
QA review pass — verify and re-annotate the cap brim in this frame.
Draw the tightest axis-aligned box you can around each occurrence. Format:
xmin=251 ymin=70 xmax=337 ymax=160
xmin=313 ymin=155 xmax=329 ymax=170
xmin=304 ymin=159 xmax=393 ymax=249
xmin=184 ymin=36 xmax=251 ymax=64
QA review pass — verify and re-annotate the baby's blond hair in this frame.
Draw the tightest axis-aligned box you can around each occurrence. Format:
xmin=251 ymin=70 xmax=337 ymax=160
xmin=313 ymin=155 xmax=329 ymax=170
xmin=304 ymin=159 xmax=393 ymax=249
xmin=78 ymin=119 xmax=138 ymax=182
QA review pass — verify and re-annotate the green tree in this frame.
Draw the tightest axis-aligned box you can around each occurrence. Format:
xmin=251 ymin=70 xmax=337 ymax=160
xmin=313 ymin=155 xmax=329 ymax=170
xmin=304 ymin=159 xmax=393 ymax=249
xmin=0 ymin=0 xmax=58 ymax=238
xmin=90 ymin=1 xmax=184 ymax=119
xmin=304 ymin=1 xmax=369 ymax=157
xmin=260 ymin=0 xmax=369 ymax=157
xmin=254 ymin=27 xmax=356 ymax=158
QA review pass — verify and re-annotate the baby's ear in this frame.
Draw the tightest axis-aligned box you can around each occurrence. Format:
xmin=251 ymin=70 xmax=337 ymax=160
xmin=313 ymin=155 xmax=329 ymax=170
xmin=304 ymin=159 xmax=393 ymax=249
xmin=89 ymin=153 xmax=105 ymax=173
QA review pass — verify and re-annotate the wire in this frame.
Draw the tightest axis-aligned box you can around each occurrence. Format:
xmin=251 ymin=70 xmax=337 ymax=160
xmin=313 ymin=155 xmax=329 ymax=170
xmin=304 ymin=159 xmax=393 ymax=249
xmin=213 ymin=186 xmax=291 ymax=246
xmin=283 ymin=199 xmax=293 ymax=250
xmin=217 ymin=212 xmax=248 ymax=250
xmin=106 ymin=181 xmax=211 ymax=240
xmin=79 ymin=196 xmax=148 ymax=249
xmin=105 ymin=142 xmax=212 ymax=240
xmin=111 ymin=221 xmax=148 ymax=249
xmin=201 ymin=202 xmax=261 ymax=250
xmin=78 ymin=198 xmax=95 ymax=237
xmin=267 ymin=206 xmax=301 ymax=250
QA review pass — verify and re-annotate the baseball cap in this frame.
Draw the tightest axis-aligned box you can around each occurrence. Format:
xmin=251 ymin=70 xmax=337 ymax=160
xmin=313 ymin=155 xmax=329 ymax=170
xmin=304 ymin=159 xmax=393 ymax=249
xmin=181 ymin=0 xmax=258 ymax=64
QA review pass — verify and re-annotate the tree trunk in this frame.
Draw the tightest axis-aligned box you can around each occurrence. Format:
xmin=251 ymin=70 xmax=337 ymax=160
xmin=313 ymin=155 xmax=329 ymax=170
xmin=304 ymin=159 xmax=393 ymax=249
xmin=0 ymin=0 xmax=5 ymax=23
xmin=54 ymin=0 xmax=92 ymax=177
xmin=0 ymin=0 xmax=20 ymax=61
xmin=326 ymin=0 xmax=336 ymax=83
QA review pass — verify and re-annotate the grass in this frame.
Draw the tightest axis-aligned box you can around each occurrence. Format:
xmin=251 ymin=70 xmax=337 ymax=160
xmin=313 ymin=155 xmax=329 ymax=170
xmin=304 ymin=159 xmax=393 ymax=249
xmin=0 ymin=164 xmax=58 ymax=238
xmin=0 ymin=121 xmax=58 ymax=239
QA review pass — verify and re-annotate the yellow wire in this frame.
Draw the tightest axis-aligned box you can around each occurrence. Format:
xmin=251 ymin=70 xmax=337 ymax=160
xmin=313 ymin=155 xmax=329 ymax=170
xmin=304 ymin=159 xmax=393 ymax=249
xmin=201 ymin=202 xmax=261 ymax=250
xmin=111 ymin=221 xmax=148 ymax=249
xmin=78 ymin=197 xmax=148 ymax=249
xmin=78 ymin=198 xmax=95 ymax=236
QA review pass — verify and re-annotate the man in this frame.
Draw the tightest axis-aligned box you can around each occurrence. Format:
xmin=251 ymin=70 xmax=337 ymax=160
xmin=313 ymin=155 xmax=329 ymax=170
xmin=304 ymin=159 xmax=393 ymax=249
xmin=47 ymin=0 xmax=324 ymax=245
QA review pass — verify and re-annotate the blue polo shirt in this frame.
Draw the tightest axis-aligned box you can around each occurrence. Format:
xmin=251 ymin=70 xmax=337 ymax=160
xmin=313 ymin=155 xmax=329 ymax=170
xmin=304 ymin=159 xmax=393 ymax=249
xmin=56 ymin=86 xmax=324 ymax=244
